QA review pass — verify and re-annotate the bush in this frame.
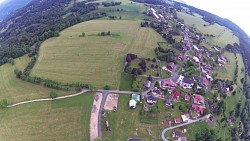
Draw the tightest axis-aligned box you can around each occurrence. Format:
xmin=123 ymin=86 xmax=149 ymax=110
xmin=0 ymin=99 xmax=8 ymax=108
xmin=50 ymin=91 xmax=58 ymax=99
xmin=104 ymin=85 xmax=110 ymax=90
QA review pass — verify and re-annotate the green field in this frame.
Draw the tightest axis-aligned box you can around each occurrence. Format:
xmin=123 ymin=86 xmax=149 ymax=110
xmin=216 ymin=52 xmax=244 ymax=83
xmin=0 ymin=55 xmax=69 ymax=103
xmin=177 ymin=12 xmax=239 ymax=48
xmin=31 ymin=20 xmax=165 ymax=89
xmin=0 ymin=93 xmax=93 ymax=141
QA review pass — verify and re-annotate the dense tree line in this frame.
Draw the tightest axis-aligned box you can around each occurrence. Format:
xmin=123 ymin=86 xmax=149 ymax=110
xmin=154 ymin=47 xmax=176 ymax=63
xmin=102 ymin=1 xmax=122 ymax=7
xmin=0 ymin=0 xmax=106 ymax=66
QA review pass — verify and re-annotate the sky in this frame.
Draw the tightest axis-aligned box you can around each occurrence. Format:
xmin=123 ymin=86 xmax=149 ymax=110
xmin=0 ymin=0 xmax=4 ymax=4
xmin=176 ymin=0 xmax=250 ymax=36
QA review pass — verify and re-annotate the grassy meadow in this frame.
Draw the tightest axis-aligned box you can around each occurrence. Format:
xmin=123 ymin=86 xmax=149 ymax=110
xmin=31 ymin=20 xmax=165 ymax=89
xmin=0 ymin=93 xmax=93 ymax=141
xmin=177 ymin=12 xmax=239 ymax=48
xmin=0 ymin=55 xmax=70 ymax=103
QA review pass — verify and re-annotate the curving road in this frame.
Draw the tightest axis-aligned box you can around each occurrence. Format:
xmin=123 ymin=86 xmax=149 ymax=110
xmin=161 ymin=115 xmax=209 ymax=141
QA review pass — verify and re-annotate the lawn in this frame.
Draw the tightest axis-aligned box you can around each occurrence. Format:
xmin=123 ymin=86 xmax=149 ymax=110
xmin=177 ymin=12 xmax=239 ymax=48
xmin=0 ymin=55 xmax=70 ymax=103
xmin=101 ymin=94 xmax=159 ymax=140
xmin=31 ymin=20 xmax=165 ymax=89
xmin=0 ymin=92 xmax=93 ymax=141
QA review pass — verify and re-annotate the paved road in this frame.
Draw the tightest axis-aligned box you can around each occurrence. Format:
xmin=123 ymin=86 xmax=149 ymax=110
xmin=161 ymin=115 xmax=209 ymax=141
xmin=7 ymin=89 xmax=89 ymax=107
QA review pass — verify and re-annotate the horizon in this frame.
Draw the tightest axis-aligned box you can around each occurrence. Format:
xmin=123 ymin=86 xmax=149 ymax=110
xmin=175 ymin=0 xmax=250 ymax=37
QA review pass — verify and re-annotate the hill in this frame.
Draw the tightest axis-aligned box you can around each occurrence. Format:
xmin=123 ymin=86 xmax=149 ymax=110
xmin=31 ymin=20 xmax=165 ymax=89
xmin=0 ymin=0 xmax=32 ymax=21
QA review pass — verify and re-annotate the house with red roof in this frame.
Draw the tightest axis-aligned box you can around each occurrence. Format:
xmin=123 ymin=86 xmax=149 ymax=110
xmin=161 ymin=79 xmax=177 ymax=89
xmin=202 ymin=77 xmax=209 ymax=89
xmin=168 ymin=120 xmax=172 ymax=126
xmin=198 ymin=53 xmax=202 ymax=60
xmin=191 ymin=104 xmax=205 ymax=115
xmin=178 ymin=53 xmax=184 ymax=60
xmin=173 ymin=89 xmax=180 ymax=101
xmin=193 ymin=94 xmax=204 ymax=104
xmin=174 ymin=117 xmax=182 ymax=124
xmin=185 ymin=94 xmax=190 ymax=101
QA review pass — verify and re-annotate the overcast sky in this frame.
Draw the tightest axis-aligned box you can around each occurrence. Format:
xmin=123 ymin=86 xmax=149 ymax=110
xmin=176 ymin=0 xmax=250 ymax=36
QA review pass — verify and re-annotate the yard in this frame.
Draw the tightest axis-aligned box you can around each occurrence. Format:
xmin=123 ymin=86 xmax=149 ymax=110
xmin=31 ymin=20 xmax=165 ymax=89
xmin=0 ymin=55 xmax=70 ymax=103
xmin=0 ymin=92 xmax=93 ymax=141
xmin=101 ymin=94 xmax=159 ymax=140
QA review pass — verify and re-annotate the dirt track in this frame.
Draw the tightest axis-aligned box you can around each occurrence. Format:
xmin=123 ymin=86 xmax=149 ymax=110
xmin=90 ymin=92 xmax=103 ymax=141
xmin=104 ymin=94 xmax=119 ymax=110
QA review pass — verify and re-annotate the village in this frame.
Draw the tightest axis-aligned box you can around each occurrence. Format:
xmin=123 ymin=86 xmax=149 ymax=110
xmin=118 ymin=5 xmax=239 ymax=141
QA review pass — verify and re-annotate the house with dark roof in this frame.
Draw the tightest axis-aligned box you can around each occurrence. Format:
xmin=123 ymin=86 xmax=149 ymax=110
xmin=172 ymin=131 xmax=184 ymax=138
xmin=165 ymin=98 xmax=172 ymax=106
xmin=178 ymin=76 xmax=194 ymax=89
xmin=147 ymin=96 xmax=157 ymax=104
xmin=151 ymin=87 xmax=163 ymax=95
xmin=168 ymin=62 xmax=175 ymax=70
xmin=144 ymin=80 xmax=151 ymax=88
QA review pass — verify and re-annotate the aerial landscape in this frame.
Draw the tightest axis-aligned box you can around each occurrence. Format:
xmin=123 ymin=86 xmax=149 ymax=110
xmin=0 ymin=0 xmax=250 ymax=141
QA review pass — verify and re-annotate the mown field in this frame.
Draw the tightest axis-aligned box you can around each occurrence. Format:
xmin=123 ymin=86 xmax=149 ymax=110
xmin=216 ymin=52 xmax=245 ymax=84
xmin=177 ymin=12 xmax=239 ymax=48
xmin=0 ymin=93 xmax=93 ymax=141
xmin=31 ymin=20 xmax=165 ymax=89
xmin=0 ymin=55 xmax=70 ymax=103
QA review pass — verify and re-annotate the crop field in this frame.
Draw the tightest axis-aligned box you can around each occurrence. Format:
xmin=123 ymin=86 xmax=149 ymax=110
xmin=31 ymin=20 xmax=165 ymax=89
xmin=0 ymin=93 xmax=93 ymax=141
xmin=177 ymin=12 xmax=239 ymax=48
xmin=0 ymin=55 xmax=69 ymax=103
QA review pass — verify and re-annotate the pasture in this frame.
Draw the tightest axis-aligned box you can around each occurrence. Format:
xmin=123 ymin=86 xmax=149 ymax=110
xmin=31 ymin=20 xmax=165 ymax=89
xmin=177 ymin=12 xmax=239 ymax=48
xmin=0 ymin=92 xmax=93 ymax=141
xmin=0 ymin=55 xmax=69 ymax=103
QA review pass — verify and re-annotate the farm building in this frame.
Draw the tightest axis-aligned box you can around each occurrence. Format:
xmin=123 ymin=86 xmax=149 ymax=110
xmin=129 ymin=100 xmax=137 ymax=109
xmin=131 ymin=94 xmax=140 ymax=102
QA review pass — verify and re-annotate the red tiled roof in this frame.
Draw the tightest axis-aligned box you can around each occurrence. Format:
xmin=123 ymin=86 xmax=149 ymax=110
xmin=174 ymin=118 xmax=182 ymax=123
xmin=161 ymin=79 xmax=177 ymax=87
xmin=193 ymin=94 xmax=203 ymax=104
xmin=202 ymin=77 xmax=209 ymax=86
xmin=192 ymin=104 xmax=205 ymax=115
xmin=173 ymin=89 xmax=180 ymax=100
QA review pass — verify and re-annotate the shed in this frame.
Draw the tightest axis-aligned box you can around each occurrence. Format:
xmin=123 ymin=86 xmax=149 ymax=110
xmin=131 ymin=94 xmax=140 ymax=102
xmin=129 ymin=100 xmax=137 ymax=109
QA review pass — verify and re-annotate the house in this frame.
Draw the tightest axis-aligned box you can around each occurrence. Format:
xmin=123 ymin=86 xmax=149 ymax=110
xmin=217 ymin=55 xmax=227 ymax=64
xmin=191 ymin=104 xmax=205 ymax=115
xmin=150 ymin=8 xmax=156 ymax=13
xmin=172 ymin=131 xmax=184 ymax=138
xmin=168 ymin=62 xmax=175 ymax=70
xmin=193 ymin=94 xmax=204 ymax=104
xmin=129 ymin=99 xmax=137 ymax=109
xmin=179 ymin=76 xmax=194 ymax=89
xmin=178 ymin=53 xmax=185 ymax=60
xmin=144 ymin=80 xmax=151 ymax=88
xmin=174 ymin=118 xmax=182 ymax=124
xmin=165 ymin=98 xmax=172 ymax=106
xmin=181 ymin=114 xmax=189 ymax=122
xmin=193 ymin=45 xmax=199 ymax=51
xmin=193 ymin=56 xmax=200 ymax=63
xmin=184 ymin=94 xmax=190 ymax=101
xmin=206 ymin=74 xmax=213 ymax=81
xmin=153 ymin=12 xmax=159 ymax=19
xmin=198 ymin=53 xmax=202 ymax=60
xmin=131 ymin=94 xmax=140 ymax=102
xmin=173 ymin=89 xmax=180 ymax=101
xmin=151 ymin=87 xmax=163 ymax=95
xmin=147 ymin=96 xmax=157 ymax=104
xmin=161 ymin=79 xmax=177 ymax=89
xmin=202 ymin=77 xmax=209 ymax=89
xmin=168 ymin=120 xmax=172 ymax=126
xmin=178 ymin=137 xmax=188 ymax=141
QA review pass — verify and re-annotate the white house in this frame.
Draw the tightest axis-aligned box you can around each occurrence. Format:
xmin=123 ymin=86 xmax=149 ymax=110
xmin=193 ymin=56 xmax=200 ymax=63
xmin=129 ymin=100 xmax=137 ymax=109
